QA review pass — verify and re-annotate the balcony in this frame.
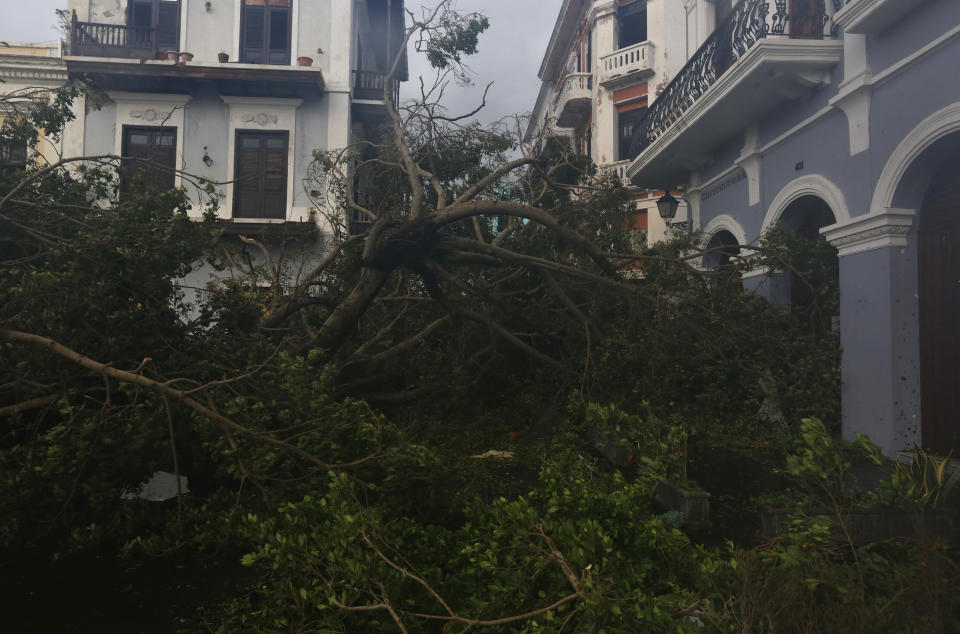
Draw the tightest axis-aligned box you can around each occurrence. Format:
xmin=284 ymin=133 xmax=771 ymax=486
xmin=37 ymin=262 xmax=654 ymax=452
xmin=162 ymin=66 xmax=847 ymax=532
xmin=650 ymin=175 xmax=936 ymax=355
xmin=832 ymin=0 xmax=930 ymax=35
xmin=626 ymin=0 xmax=842 ymax=188
xmin=599 ymin=41 xmax=654 ymax=88
xmin=70 ymin=12 xmax=156 ymax=60
xmin=352 ymin=70 xmax=400 ymax=105
xmin=553 ymin=72 xmax=592 ymax=128
xmin=599 ymin=160 xmax=633 ymax=187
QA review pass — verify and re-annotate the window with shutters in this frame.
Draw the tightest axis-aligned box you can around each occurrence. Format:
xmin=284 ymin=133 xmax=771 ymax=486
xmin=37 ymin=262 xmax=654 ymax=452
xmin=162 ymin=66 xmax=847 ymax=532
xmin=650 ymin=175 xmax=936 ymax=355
xmin=0 ymin=139 xmax=27 ymax=172
xmin=241 ymin=0 xmax=292 ymax=65
xmin=128 ymin=0 xmax=180 ymax=52
xmin=121 ymin=126 xmax=177 ymax=192
xmin=233 ymin=130 xmax=289 ymax=219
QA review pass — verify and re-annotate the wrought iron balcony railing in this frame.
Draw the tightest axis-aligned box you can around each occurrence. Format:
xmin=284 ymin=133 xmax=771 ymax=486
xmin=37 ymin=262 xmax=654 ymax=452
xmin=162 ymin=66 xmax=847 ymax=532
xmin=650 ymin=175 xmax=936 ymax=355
xmin=630 ymin=0 xmax=843 ymax=158
xmin=70 ymin=10 xmax=157 ymax=59
xmin=353 ymin=70 xmax=400 ymax=105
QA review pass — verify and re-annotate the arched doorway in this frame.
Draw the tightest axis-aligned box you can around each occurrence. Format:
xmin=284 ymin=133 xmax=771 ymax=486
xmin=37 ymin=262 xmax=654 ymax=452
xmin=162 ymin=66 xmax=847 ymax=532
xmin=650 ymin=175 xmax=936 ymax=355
xmin=918 ymin=150 xmax=960 ymax=454
xmin=774 ymin=195 xmax=839 ymax=329
xmin=702 ymin=229 xmax=742 ymax=284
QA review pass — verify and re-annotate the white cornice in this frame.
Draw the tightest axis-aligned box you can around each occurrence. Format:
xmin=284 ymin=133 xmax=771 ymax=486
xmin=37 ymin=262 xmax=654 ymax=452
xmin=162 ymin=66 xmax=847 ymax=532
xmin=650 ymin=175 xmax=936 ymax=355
xmin=626 ymin=38 xmax=842 ymax=185
xmin=821 ymin=209 xmax=915 ymax=257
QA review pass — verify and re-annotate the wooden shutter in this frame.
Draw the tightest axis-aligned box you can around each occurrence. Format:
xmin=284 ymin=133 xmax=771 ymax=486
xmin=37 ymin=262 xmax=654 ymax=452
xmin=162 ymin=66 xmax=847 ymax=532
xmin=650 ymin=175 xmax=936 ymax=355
xmin=242 ymin=0 xmax=290 ymax=64
xmin=157 ymin=1 xmax=180 ymax=51
xmin=233 ymin=131 xmax=288 ymax=219
xmin=121 ymin=126 xmax=177 ymax=192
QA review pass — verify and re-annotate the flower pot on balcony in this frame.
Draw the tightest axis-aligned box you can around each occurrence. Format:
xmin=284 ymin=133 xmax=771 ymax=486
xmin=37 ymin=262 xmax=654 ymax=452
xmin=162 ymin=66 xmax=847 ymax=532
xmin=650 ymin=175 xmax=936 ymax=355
xmin=179 ymin=52 xmax=194 ymax=62
xmin=218 ymin=52 xmax=229 ymax=63
xmin=297 ymin=56 xmax=313 ymax=67
xmin=165 ymin=51 xmax=179 ymax=62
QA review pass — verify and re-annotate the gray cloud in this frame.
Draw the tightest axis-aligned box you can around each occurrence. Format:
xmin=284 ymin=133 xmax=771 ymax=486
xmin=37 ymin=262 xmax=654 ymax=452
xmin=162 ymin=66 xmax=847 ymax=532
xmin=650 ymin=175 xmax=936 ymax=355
xmin=401 ymin=0 xmax=562 ymax=127
xmin=0 ymin=0 xmax=64 ymax=43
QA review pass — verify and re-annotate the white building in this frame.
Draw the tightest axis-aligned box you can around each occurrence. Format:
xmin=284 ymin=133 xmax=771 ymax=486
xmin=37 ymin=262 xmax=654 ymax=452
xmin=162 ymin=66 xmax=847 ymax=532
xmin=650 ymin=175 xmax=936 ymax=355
xmin=62 ymin=0 xmax=406 ymax=234
xmin=527 ymin=0 xmax=730 ymax=244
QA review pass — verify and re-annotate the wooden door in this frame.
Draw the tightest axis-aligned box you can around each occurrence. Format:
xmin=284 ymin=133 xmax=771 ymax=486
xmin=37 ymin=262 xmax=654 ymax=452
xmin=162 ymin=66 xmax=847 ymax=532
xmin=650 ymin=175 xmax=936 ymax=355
xmin=233 ymin=130 xmax=288 ymax=219
xmin=919 ymin=154 xmax=960 ymax=454
xmin=789 ymin=0 xmax=825 ymax=39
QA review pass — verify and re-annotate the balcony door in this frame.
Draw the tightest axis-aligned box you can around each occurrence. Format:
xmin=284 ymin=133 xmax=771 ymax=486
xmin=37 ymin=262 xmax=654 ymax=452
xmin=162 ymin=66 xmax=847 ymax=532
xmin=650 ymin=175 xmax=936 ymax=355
xmin=241 ymin=0 xmax=292 ymax=65
xmin=233 ymin=130 xmax=289 ymax=219
xmin=789 ymin=0 xmax=826 ymax=39
xmin=919 ymin=151 xmax=960 ymax=454
xmin=129 ymin=0 xmax=180 ymax=52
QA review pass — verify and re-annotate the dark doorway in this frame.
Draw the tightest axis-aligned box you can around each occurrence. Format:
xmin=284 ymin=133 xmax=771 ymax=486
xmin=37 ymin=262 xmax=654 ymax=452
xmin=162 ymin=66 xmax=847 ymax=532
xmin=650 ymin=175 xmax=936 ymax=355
xmin=241 ymin=0 xmax=292 ymax=65
xmin=789 ymin=0 xmax=826 ymax=39
xmin=777 ymin=195 xmax=838 ymax=329
xmin=121 ymin=126 xmax=177 ymax=192
xmin=702 ymin=229 xmax=741 ymax=276
xmin=918 ymin=151 xmax=960 ymax=454
xmin=619 ymin=107 xmax=647 ymax=161
xmin=617 ymin=1 xmax=647 ymax=49
xmin=233 ymin=130 xmax=289 ymax=219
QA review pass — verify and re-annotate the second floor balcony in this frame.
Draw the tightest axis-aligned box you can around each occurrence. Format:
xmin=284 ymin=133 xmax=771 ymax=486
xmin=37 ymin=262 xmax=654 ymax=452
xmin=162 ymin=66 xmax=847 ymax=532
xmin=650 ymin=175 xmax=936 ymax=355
xmin=70 ymin=13 xmax=159 ymax=60
xmin=352 ymin=70 xmax=400 ymax=105
xmin=554 ymin=72 xmax=592 ymax=128
xmin=627 ymin=0 xmax=843 ymax=188
xmin=599 ymin=41 xmax=654 ymax=88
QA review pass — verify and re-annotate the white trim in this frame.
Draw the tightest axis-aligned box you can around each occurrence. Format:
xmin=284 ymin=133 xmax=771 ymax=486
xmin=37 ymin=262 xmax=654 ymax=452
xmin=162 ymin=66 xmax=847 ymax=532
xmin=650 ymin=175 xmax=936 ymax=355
xmin=871 ymin=101 xmax=960 ymax=214
xmin=702 ymin=214 xmax=748 ymax=248
xmin=109 ymin=92 xmax=191 ymax=189
xmin=821 ymin=208 xmax=916 ymax=257
xmin=832 ymin=0 xmax=931 ymax=35
xmin=221 ymin=95 xmax=302 ymax=221
xmin=290 ymin=0 xmax=300 ymax=66
xmin=762 ymin=174 xmax=852 ymax=237
xmin=232 ymin=0 xmax=242 ymax=62
xmin=179 ymin=0 xmax=189 ymax=54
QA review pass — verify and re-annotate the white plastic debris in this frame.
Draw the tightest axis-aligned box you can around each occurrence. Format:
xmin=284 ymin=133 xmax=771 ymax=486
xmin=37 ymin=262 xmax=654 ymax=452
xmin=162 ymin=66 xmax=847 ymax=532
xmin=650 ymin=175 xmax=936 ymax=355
xmin=470 ymin=450 xmax=515 ymax=459
xmin=121 ymin=471 xmax=190 ymax=501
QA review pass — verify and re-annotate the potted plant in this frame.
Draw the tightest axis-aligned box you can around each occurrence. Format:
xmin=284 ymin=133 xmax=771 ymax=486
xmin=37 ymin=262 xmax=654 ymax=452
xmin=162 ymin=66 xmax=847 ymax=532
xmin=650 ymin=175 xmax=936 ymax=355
xmin=297 ymin=56 xmax=313 ymax=67
xmin=760 ymin=419 xmax=958 ymax=544
xmin=218 ymin=52 xmax=229 ymax=63
xmin=165 ymin=51 xmax=179 ymax=62
xmin=179 ymin=52 xmax=194 ymax=62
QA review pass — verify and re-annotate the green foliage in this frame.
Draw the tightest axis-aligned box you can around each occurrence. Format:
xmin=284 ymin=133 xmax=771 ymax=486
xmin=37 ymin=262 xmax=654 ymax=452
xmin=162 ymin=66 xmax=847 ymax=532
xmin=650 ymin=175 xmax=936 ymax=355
xmin=423 ymin=13 xmax=490 ymax=71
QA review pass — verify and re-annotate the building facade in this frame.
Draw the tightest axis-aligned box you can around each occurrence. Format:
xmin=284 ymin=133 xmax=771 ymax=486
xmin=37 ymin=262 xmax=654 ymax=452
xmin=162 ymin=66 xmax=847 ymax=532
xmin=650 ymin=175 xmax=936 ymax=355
xmin=626 ymin=0 xmax=960 ymax=456
xmin=62 ymin=0 xmax=405 ymax=233
xmin=0 ymin=41 xmax=68 ymax=170
xmin=527 ymin=0 xmax=737 ymax=245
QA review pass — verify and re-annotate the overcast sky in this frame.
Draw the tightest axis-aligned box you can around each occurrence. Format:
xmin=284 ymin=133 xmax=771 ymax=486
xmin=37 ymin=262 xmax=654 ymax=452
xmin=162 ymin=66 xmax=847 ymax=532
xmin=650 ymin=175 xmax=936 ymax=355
xmin=0 ymin=0 xmax=562 ymax=126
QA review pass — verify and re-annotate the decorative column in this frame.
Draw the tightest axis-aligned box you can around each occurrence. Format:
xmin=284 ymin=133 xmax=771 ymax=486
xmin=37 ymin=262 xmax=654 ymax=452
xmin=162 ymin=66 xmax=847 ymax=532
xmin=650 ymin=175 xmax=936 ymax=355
xmin=822 ymin=209 xmax=921 ymax=455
